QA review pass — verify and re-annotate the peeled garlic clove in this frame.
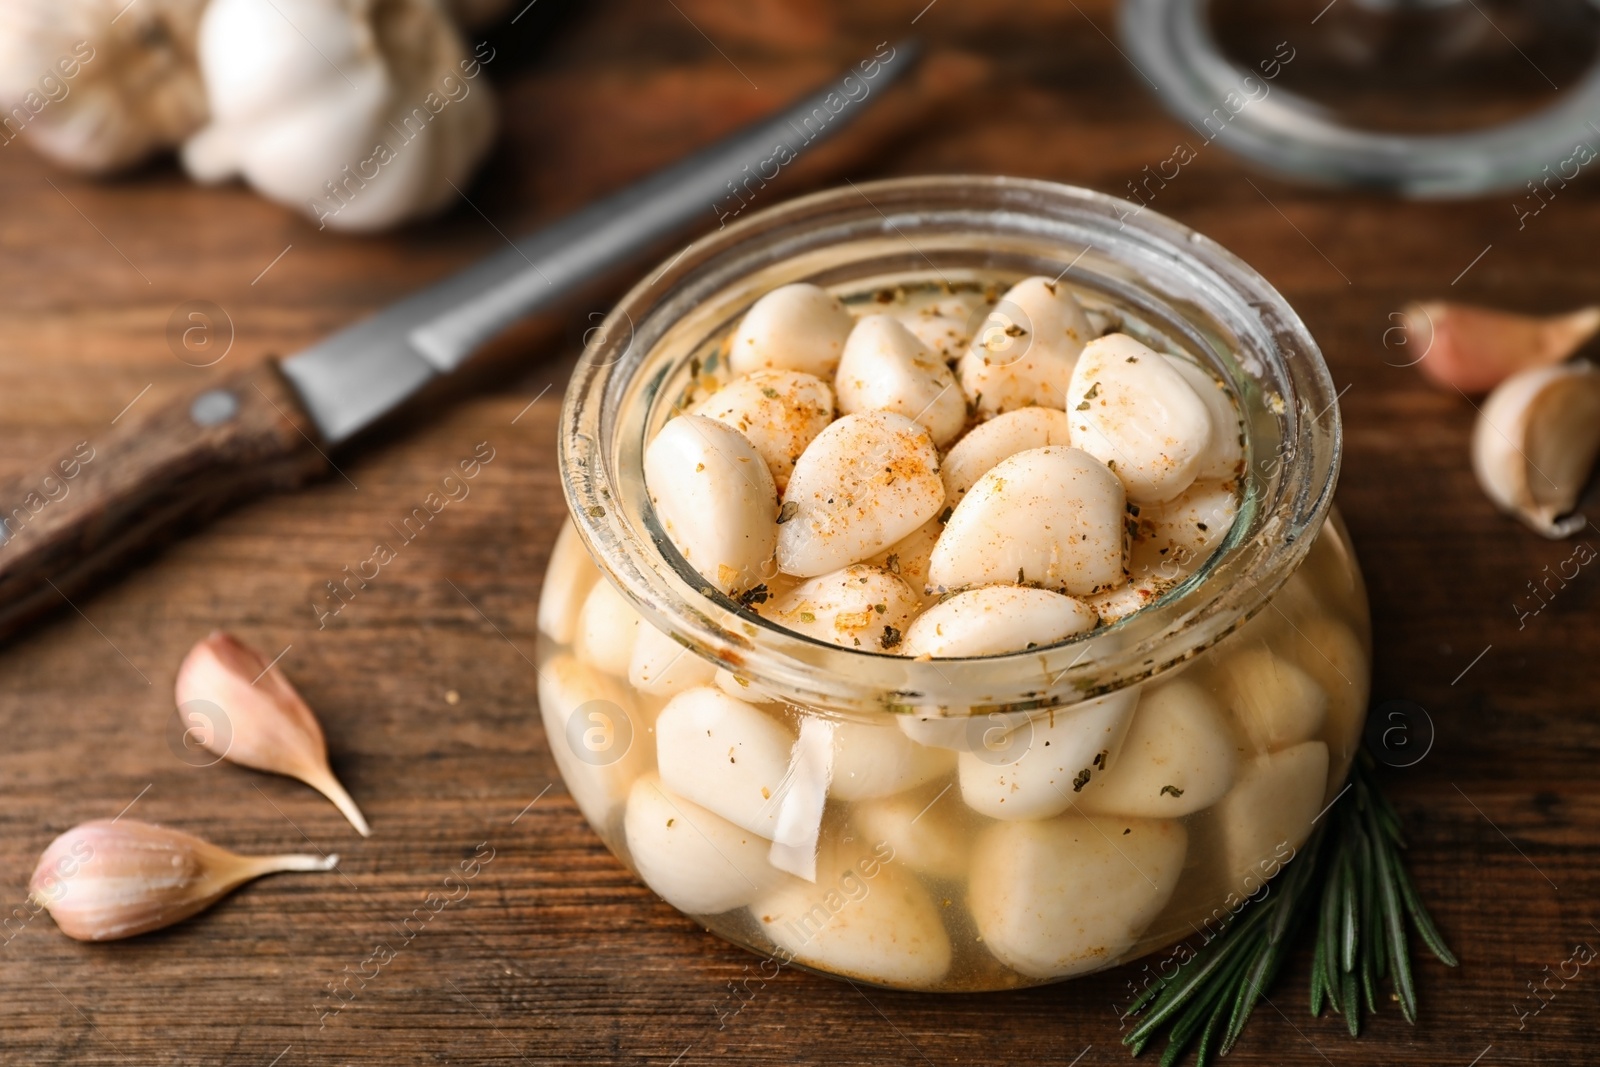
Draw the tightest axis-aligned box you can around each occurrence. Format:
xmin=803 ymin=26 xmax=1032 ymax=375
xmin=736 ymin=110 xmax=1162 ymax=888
xmin=903 ymin=586 xmax=1097 ymax=658
xmin=30 ymin=819 xmax=337 ymax=942
xmin=940 ymin=406 xmax=1072 ymax=507
xmin=623 ymin=775 xmax=783 ymax=915
xmin=1068 ymin=334 xmax=1212 ymax=504
xmin=573 ymin=580 xmax=643 ymax=678
xmin=693 ymin=370 xmax=835 ymax=492
xmin=538 ymin=654 xmax=651 ymax=832
xmin=538 ymin=519 xmax=601 ymax=644
xmin=968 ymin=813 xmax=1187 ymax=979
xmin=1129 ymin=479 xmax=1238 ymax=584
xmin=645 ymin=414 xmax=778 ymax=594
xmin=897 ymin=708 xmax=1032 ymax=753
xmin=1075 ymin=679 xmax=1237 ymax=818
xmin=957 ymin=691 xmax=1137 ymax=821
xmin=1214 ymin=646 xmax=1328 ymax=754
xmin=928 ymin=446 xmax=1126 ymax=597
xmin=183 ymin=0 xmax=497 ymax=232
xmin=829 ymin=719 xmax=955 ymax=801
xmin=1280 ymin=615 xmax=1370 ymax=777
xmin=778 ymin=411 xmax=945 ymax=577
xmin=655 ymin=687 xmax=794 ymax=838
xmin=629 ymin=622 xmax=716 ymax=697
xmin=750 ymin=839 xmax=952 ymax=988
xmin=958 ymin=276 xmax=1091 ymax=416
xmin=765 ymin=564 xmax=920 ymax=652
xmin=865 ymin=519 xmax=944 ymax=609
xmin=1212 ymin=741 xmax=1329 ymax=888
xmin=1472 ymin=360 xmax=1600 ymax=538
xmin=729 ymin=283 xmax=855 ymax=379
xmin=1165 ymin=357 xmax=1243 ymax=481
xmin=893 ymin=293 xmax=988 ymax=358
xmin=836 ymin=315 xmax=966 ymax=446
xmin=851 ymin=786 xmax=968 ymax=880
xmin=1404 ymin=301 xmax=1600 ymax=394
xmin=174 ymin=631 xmax=369 ymax=836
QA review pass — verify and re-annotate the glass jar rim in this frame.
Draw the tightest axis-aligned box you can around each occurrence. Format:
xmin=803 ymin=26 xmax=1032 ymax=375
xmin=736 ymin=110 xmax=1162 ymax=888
xmin=560 ymin=175 xmax=1341 ymax=716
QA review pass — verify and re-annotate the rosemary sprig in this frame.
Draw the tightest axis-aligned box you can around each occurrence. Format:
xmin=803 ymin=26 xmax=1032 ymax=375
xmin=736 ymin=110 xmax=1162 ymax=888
xmin=1121 ymin=750 xmax=1457 ymax=1065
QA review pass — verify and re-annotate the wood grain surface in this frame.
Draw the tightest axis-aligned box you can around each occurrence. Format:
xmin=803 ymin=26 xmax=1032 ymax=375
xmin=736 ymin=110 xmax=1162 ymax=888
xmin=1 ymin=1 xmax=1595 ymax=1064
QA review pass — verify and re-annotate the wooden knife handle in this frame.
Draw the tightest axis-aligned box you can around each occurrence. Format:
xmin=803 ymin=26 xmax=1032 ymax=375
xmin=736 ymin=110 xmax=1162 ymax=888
xmin=0 ymin=361 xmax=331 ymax=644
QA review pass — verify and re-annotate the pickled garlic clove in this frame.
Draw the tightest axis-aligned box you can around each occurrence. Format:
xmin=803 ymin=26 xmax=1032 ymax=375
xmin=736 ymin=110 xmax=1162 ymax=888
xmin=1075 ymin=678 xmax=1237 ymax=818
xmin=655 ymin=687 xmax=794 ymax=838
xmin=864 ymin=518 xmax=944 ymax=610
xmin=764 ymin=564 xmax=919 ymax=652
xmin=958 ymin=276 xmax=1091 ymax=417
xmin=956 ymin=691 xmax=1137 ymax=821
xmin=174 ymin=631 xmax=369 ymax=837
xmin=1471 ymin=360 xmax=1600 ymax=539
xmin=692 ymin=369 xmax=835 ymax=493
xmin=1211 ymin=740 xmax=1329 ymax=889
xmin=573 ymin=579 xmax=642 ymax=678
xmin=928 ymin=445 xmax=1126 ymax=597
xmin=850 ymin=786 xmax=967 ymax=880
xmin=628 ymin=622 xmax=716 ymax=698
xmin=1214 ymin=646 xmax=1329 ymax=754
xmin=1067 ymin=333 xmax=1213 ymax=505
xmin=644 ymin=414 xmax=778 ymax=594
xmin=538 ymin=519 xmax=602 ymax=644
xmin=30 ymin=819 xmax=337 ymax=942
xmin=1403 ymin=301 xmax=1600 ymax=394
xmin=828 ymin=720 xmax=954 ymax=802
xmin=778 ymin=411 xmax=945 ymax=577
xmin=835 ymin=315 xmax=965 ymax=446
xmin=537 ymin=654 xmax=650 ymax=831
xmin=968 ymin=813 xmax=1187 ymax=979
xmin=728 ymin=283 xmax=854 ymax=379
xmin=623 ymin=775 xmax=782 ymax=915
xmin=902 ymin=586 xmax=1096 ymax=658
xmin=1165 ymin=356 xmax=1244 ymax=481
xmin=939 ymin=406 xmax=1072 ymax=508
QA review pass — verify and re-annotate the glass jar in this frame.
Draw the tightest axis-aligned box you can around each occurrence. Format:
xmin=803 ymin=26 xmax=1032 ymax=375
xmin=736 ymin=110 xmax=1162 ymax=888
xmin=537 ymin=175 xmax=1369 ymax=992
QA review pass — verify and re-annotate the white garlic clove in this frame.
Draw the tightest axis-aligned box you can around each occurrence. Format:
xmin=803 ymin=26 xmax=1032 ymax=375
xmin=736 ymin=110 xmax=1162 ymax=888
xmin=968 ymin=813 xmax=1187 ymax=979
xmin=1212 ymin=741 xmax=1329 ymax=889
xmin=538 ymin=519 xmax=601 ymax=644
xmin=1404 ymin=301 xmax=1600 ymax=394
xmin=865 ymin=518 xmax=944 ymax=609
xmin=851 ymin=786 xmax=969 ymax=881
xmin=828 ymin=719 xmax=955 ymax=802
xmin=693 ymin=370 xmax=835 ymax=492
xmin=1128 ymin=478 xmax=1239 ymax=584
xmin=836 ymin=315 xmax=966 ymax=446
xmin=183 ymin=0 xmax=497 ymax=232
xmin=1084 ymin=578 xmax=1163 ymax=626
xmin=1471 ymin=360 xmax=1600 ymax=538
xmin=573 ymin=580 xmax=642 ymax=678
xmin=957 ymin=691 xmax=1137 ymax=821
xmin=1075 ymin=679 xmax=1238 ymax=818
xmin=940 ymin=406 xmax=1072 ymax=508
xmin=750 ymin=839 xmax=952 ymax=988
xmin=1165 ymin=357 xmax=1244 ymax=481
xmin=645 ymin=414 xmax=778 ymax=594
xmin=728 ymin=283 xmax=855 ymax=379
xmin=538 ymin=654 xmax=652 ymax=833
xmin=1279 ymin=616 xmax=1370 ymax=788
xmin=892 ymin=293 xmax=989 ymax=358
xmin=896 ymin=709 xmax=1032 ymax=752
xmin=778 ymin=411 xmax=945 ymax=577
xmin=928 ymin=446 xmax=1127 ymax=597
xmin=764 ymin=565 xmax=920 ymax=652
xmin=1214 ymin=646 xmax=1328 ymax=754
xmin=1068 ymin=334 xmax=1212 ymax=504
xmin=958 ymin=276 xmax=1091 ymax=416
xmin=655 ymin=687 xmax=795 ymax=838
xmin=623 ymin=775 xmax=783 ymax=915
xmin=903 ymin=586 xmax=1097 ymax=658
xmin=0 ymin=0 xmax=209 ymax=174
xmin=30 ymin=819 xmax=338 ymax=942
xmin=629 ymin=622 xmax=716 ymax=698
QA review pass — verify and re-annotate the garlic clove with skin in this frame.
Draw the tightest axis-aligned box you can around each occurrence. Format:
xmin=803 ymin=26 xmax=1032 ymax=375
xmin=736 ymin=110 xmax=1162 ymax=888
xmin=174 ymin=631 xmax=370 ymax=836
xmin=1403 ymin=302 xmax=1600 ymax=394
xmin=1471 ymin=360 xmax=1600 ymax=538
xmin=30 ymin=819 xmax=337 ymax=942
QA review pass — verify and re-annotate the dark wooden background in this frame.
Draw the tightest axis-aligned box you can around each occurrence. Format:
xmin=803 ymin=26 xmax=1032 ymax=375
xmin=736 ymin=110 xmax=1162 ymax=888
xmin=1 ymin=1 xmax=1595 ymax=1064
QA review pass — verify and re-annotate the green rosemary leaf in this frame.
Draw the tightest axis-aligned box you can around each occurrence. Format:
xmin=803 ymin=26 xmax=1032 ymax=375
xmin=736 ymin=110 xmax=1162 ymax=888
xmin=1193 ymin=988 xmax=1233 ymax=1067
xmin=1342 ymin=967 xmax=1360 ymax=1036
xmin=1125 ymin=913 xmax=1262 ymax=1048
xmin=1369 ymin=809 xmax=1419 ymax=1024
xmin=1356 ymin=823 xmax=1379 ymax=1014
xmin=1340 ymin=845 xmax=1359 ymax=974
xmin=1317 ymin=848 xmax=1344 ymax=1014
xmin=1393 ymin=853 xmax=1460 ymax=967
xmin=1309 ymin=929 xmax=1328 ymax=1017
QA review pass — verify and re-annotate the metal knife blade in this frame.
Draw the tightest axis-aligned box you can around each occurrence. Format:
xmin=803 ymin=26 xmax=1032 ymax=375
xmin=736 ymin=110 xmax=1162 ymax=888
xmin=280 ymin=39 xmax=921 ymax=445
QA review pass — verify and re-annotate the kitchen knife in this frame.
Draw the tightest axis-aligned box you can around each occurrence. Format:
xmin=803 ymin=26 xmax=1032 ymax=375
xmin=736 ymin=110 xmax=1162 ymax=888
xmin=0 ymin=41 xmax=920 ymax=645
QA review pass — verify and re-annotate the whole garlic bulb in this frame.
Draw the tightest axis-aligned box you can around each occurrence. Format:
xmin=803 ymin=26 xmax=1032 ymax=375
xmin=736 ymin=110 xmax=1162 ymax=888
xmin=0 ymin=0 xmax=209 ymax=173
xmin=181 ymin=0 xmax=498 ymax=233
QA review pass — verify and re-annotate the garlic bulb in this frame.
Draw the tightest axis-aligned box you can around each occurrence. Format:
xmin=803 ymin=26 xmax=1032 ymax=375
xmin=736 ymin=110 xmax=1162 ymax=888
xmin=181 ymin=0 xmax=497 ymax=233
xmin=1401 ymin=301 xmax=1600 ymax=394
xmin=175 ymin=631 xmax=370 ymax=835
xmin=30 ymin=819 xmax=337 ymax=941
xmin=1472 ymin=360 xmax=1600 ymax=538
xmin=0 ymin=0 xmax=209 ymax=173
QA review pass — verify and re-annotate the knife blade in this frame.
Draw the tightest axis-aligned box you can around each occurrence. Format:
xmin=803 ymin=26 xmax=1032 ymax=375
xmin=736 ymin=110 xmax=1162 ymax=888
xmin=0 ymin=42 xmax=920 ymax=645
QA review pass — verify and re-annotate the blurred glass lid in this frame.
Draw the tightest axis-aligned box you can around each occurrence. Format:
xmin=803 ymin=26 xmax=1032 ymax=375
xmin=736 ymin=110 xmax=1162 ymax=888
xmin=1120 ymin=0 xmax=1600 ymax=197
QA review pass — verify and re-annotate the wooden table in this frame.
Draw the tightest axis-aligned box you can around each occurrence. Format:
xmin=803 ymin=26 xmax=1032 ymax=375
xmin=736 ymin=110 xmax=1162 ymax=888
xmin=2 ymin=1 xmax=1594 ymax=1063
